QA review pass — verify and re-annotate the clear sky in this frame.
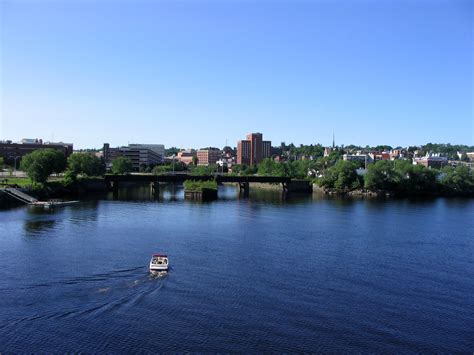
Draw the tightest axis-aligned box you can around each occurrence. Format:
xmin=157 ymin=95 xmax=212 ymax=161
xmin=0 ymin=0 xmax=472 ymax=149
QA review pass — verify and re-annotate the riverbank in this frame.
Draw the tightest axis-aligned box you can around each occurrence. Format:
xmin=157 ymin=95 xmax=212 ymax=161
xmin=313 ymin=184 xmax=474 ymax=198
xmin=2 ymin=176 xmax=473 ymax=209
xmin=0 ymin=177 xmax=106 ymax=208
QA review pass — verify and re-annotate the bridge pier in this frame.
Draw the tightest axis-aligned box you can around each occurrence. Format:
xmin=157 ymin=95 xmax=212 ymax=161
xmin=150 ymin=181 xmax=159 ymax=198
xmin=107 ymin=181 xmax=120 ymax=198
xmin=239 ymin=182 xmax=249 ymax=194
xmin=104 ymin=175 xmax=312 ymax=199
xmin=113 ymin=181 xmax=119 ymax=198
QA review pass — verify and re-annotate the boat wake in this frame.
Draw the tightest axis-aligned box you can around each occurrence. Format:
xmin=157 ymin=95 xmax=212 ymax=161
xmin=0 ymin=266 xmax=170 ymax=330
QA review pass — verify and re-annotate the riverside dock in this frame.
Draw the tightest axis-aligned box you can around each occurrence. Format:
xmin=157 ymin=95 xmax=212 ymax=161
xmin=0 ymin=187 xmax=78 ymax=209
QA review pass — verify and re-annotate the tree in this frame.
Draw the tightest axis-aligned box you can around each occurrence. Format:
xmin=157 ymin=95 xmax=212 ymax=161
xmin=67 ymin=153 xmax=105 ymax=178
xmin=318 ymin=160 xmax=361 ymax=191
xmin=364 ymin=160 xmax=398 ymax=191
xmin=111 ymin=157 xmax=133 ymax=174
xmin=165 ymin=147 xmax=180 ymax=156
xmin=190 ymin=164 xmax=218 ymax=175
xmin=440 ymin=166 xmax=474 ymax=194
xmin=20 ymin=149 xmax=67 ymax=184
xmin=393 ymin=160 xmax=439 ymax=194
xmin=258 ymin=158 xmax=278 ymax=176
xmin=0 ymin=157 xmax=4 ymax=168
xmin=192 ymin=155 xmax=198 ymax=166
xmin=152 ymin=165 xmax=172 ymax=175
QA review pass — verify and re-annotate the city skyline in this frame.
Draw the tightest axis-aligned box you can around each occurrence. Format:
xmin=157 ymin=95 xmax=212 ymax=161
xmin=1 ymin=0 xmax=472 ymax=149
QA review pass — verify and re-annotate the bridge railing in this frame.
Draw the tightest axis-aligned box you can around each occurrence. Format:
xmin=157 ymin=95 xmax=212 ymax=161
xmin=104 ymin=174 xmax=293 ymax=184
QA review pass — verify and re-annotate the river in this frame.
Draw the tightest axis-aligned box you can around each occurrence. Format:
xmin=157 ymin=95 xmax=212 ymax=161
xmin=1 ymin=186 xmax=473 ymax=352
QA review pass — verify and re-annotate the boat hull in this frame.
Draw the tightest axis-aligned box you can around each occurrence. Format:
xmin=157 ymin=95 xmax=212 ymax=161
xmin=149 ymin=254 xmax=169 ymax=272
xmin=149 ymin=264 xmax=169 ymax=271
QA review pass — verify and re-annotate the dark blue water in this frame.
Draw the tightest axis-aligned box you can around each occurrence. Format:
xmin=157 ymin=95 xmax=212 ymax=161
xmin=1 ymin=186 xmax=473 ymax=352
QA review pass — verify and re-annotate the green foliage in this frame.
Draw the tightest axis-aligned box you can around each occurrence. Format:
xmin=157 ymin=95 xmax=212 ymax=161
xmin=258 ymin=158 xmax=287 ymax=177
xmin=229 ymin=165 xmax=242 ymax=175
xmin=111 ymin=157 xmax=133 ymax=174
xmin=0 ymin=177 xmax=33 ymax=187
xmin=257 ymin=158 xmax=328 ymax=179
xmin=67 ymin=153 xmax=105 ymax=178
xmin=183 ymin=180 xmax=218 ymax=191
xmin=288 ymin=144 xmax=325 ymax=158
xmin=374 ymin=145 xmax=393 ymax=152
xmin=237 ymin=165 xmax=258 ymax=176
xmin=421 ymin=143 xmax=474 ymax=160
xmin=363 ymin=160 xmax=441 ymax=194
xmin=364 ymin=160 xmax=398 ymax=191
xmin=20 ymin=149 xmax=66 ymax=184
xmin=460 ymin=153 xmax=469 ymax=162
xmin=318 ymin=160 xmax=361 ymax=191
xmin=165 ymin=147 xmax=180 ymax=156
xmin=152 ymin=165 xmax=173 ymax=175
xmin=190 ymin=164 xmax=219 ymax=175
xmin=440 ymin=166 xmax=474 ymax=194
xmin=0 ymin=157 xmax=4 ymax=167
xmin=394 ymin=160 xmax=439 ymax=194
xmin=62 ymin=170 xmax=76 ymax=186
xmin=152 ymin=162 xmax=187 ymax=175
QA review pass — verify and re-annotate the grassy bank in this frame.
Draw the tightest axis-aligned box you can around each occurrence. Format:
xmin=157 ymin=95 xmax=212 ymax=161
xmin=1 ymin=176 xmax=105 ymax=201
xmin=183 ymin=180 xmax=218 ymax=192
xmin=1 ymin=177 xmax=34 ymax=188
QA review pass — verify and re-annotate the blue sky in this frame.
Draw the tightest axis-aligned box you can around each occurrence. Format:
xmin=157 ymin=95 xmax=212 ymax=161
xmin=1 ymin=0 xmax=472 ymax=149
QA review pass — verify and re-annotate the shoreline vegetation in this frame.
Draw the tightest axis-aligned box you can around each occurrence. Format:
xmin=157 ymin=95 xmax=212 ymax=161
xmin=183 ymin=180 xmax=218 ymax=192
xmin=183 ymin=180 xmax=218 ymax=201
xmin=1 ymin=174 xmax=472 ymax=201
xmin=1 ymin=147 xmax=473 ymax=208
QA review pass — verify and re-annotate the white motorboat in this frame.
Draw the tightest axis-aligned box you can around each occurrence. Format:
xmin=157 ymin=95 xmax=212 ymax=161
xmin=149 ymin=254 xmax=169 ymax=272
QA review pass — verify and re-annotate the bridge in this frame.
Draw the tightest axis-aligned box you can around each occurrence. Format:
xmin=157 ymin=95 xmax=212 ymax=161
xmin=104 ymin=174 xmax=310 ymax=195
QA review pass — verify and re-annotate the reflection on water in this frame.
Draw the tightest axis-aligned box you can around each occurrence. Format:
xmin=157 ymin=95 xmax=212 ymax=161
xmin=106 ymin=184 xmax=314 ymax=205
xmin=24 ymin=219 xmax=56 ymax=234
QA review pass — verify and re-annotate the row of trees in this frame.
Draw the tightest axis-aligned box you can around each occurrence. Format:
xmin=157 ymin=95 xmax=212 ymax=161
xmin=19 ymin=149 xmax=108 ymax=184
xmin=15 ymin=148 xmax=474 ymax=195
xmin=318 ymin=159 xmax=474 ymax=195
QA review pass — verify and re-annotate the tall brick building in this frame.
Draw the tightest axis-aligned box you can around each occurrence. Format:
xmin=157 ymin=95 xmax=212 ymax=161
xmin=237 ymin=133 xmax=271 ymax=165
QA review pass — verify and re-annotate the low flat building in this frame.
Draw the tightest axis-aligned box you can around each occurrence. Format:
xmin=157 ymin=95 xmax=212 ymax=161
xmin=413 ymin=154 xmax=448 ymax=169
xmin=468 ymin=152 xmax=474 ymax=161
xmin=343 ymin=154 xmax=373 ymax=164
xmin=128 ymin=144 xmax=164 ymax=161
xmin=0 ymin=139 xmax=73 ymax=166
xmin=369 ymin=152 xmax=391 ymax=161
xmin=177 ymin=149 xmax=197 ymax=165
xmin=103 ymin=143 xmax=165 ymax=171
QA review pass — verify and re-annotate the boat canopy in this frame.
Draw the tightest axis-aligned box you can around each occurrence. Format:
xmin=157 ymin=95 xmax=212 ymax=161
xmin=153 ymin=254 xmax=167 ymax=257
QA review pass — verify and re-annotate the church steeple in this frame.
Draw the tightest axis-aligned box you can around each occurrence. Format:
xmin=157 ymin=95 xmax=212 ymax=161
xmin=332 ymin=133 xmax=335 ymax=149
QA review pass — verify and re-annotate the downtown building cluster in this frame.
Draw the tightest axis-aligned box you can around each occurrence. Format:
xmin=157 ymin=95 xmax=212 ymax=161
xmin=2 ymin=133 xmax=474 ymax=173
